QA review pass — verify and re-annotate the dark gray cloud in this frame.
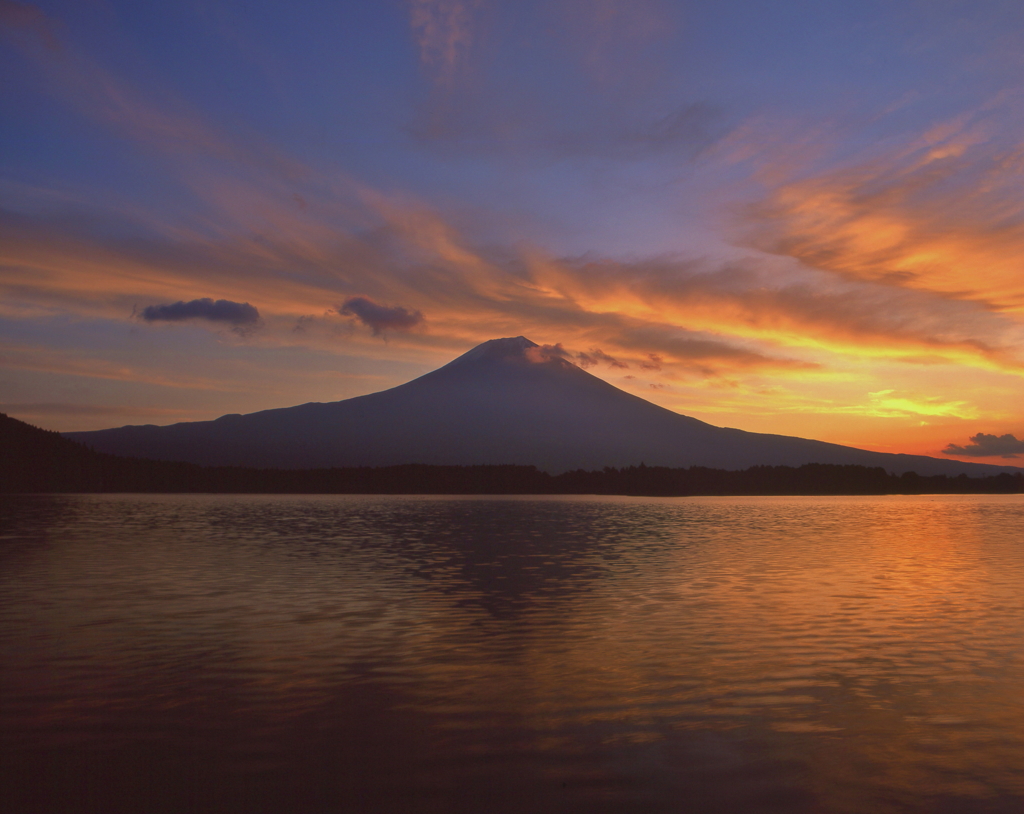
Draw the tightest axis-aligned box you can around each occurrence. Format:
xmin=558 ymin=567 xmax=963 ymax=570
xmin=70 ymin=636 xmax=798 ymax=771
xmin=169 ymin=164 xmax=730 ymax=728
xmin=339 ymin=296 xmax=424 ymax=336
xmin=943 ymin=433 xmax=1024 ymax=459
xmin=141 ymin=298 xmax=260 ymax=326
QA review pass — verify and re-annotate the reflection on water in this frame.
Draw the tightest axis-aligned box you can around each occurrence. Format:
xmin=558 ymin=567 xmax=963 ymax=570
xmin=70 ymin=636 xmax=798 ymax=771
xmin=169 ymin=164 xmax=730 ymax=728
xmin=2 ymin=494 xmax=1023 ymax=813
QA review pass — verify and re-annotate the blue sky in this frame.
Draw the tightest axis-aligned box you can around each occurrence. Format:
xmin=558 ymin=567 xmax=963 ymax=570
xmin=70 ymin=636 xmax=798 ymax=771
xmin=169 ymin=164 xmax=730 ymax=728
xmin=3 ymin=0 xmax=1024 ymax=461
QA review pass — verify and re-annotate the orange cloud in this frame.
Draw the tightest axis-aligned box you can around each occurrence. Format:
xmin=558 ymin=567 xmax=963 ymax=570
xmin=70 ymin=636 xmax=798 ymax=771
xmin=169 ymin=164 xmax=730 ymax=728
xmin=523 ymin=254 xmax=1024 ymax=374
xmin=5 ymin=181 xmax=1024 ymax=387
xmin=741 ymin=104 xmax=1024 ymax=314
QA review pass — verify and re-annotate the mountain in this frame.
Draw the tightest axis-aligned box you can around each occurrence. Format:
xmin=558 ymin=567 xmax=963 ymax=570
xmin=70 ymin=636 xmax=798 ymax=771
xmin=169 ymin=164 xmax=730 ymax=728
xmin=65 ymin=336 xmax=1022 ymax=476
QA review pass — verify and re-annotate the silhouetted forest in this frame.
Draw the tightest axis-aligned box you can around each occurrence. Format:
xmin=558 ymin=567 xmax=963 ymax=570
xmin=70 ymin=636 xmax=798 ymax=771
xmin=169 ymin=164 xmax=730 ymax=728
xmin=3 ymin=412 xmax=1022 ymax=495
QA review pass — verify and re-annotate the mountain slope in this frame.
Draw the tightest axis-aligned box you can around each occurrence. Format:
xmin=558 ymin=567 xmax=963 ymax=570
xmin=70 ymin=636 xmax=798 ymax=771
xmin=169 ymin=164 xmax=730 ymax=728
xmin=65 ymin=337 xmax=1022 ymax=476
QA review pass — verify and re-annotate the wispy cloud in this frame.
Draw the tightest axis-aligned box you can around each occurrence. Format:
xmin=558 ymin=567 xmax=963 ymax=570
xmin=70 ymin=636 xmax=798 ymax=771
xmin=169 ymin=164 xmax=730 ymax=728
xmin=525 ymin=254 xmax=1024 ymax=373
xmin=575 ymin=348 xmax=627 ymax=369
xmin=5 ymin=184 xmax=1024 ymax=384
xmin=637 ymin=354 xmax=662 ymax=371
xmin=740 ymin=103 xmax=1024 ymax=314
xmin=406 ymin=0 xmax=724 ymax=161
xmin=549 ymin=0 xmax=673 ymax=85
xmin=860 ymin=390 xmax=979 ymax=420
xmin=408 ymin=0 xmax=479 ymax=85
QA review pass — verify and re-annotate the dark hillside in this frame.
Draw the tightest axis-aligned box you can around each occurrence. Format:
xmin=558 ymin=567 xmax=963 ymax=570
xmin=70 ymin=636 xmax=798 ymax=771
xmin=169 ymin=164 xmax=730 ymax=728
xmin=1 ymin=412 xmax=211 ymax=492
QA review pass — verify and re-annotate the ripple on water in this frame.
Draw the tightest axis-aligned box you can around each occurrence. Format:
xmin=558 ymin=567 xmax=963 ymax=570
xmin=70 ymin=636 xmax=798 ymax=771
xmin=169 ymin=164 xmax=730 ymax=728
xmin=1 ymin=493 xmax=1023 ymax=813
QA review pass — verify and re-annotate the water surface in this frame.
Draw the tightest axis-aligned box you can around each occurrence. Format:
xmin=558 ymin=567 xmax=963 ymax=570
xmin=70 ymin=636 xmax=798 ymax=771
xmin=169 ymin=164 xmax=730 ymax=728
xmin=2 ymin=494 xmax=1023 ymax=813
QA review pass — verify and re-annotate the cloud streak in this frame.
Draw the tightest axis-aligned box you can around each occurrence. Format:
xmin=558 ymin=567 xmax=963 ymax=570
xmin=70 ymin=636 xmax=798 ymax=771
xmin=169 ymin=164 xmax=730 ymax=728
xmin=5 ymin=193 xmax=1023 ymax=381
xmin=575 ymin=348 xmax=628 ymax=369
xmin=740 ymin=104 xmax=1024 ymax=314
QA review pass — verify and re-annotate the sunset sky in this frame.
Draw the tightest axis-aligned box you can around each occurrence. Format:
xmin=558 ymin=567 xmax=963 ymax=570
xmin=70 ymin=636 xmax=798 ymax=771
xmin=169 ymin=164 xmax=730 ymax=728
xmin=2 ymin=0 xmax=1024 ymax=462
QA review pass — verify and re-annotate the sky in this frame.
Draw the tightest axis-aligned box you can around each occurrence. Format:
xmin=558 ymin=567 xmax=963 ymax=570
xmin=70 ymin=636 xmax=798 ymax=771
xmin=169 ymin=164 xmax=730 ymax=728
xmin=2 ymin=0 xmax=1024 ymax=463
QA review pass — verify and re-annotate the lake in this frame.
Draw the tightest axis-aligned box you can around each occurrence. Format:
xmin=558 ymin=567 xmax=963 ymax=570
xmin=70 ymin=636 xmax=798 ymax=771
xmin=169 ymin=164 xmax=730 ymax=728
xmin=2 ymin=494 xmax=1023 ymax=813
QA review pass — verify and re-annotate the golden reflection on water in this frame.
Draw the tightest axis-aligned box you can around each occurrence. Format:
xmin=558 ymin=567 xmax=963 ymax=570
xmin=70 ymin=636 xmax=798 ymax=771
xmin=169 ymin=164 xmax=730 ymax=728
xmin=480 ymin=497 xmax=1024 ymax=810
xmin=2 ymin=494 xmax=1023 ymax=813
xmin=390 ymin=496 xmax=1024 ymax=811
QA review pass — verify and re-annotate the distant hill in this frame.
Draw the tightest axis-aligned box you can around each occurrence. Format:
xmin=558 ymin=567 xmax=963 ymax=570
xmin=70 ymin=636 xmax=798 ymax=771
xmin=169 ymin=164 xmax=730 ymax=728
xmin=2 ymin=413 xmax=1021 ymax=495
xmin=65 ymin=336 xmax=1023 ymax=477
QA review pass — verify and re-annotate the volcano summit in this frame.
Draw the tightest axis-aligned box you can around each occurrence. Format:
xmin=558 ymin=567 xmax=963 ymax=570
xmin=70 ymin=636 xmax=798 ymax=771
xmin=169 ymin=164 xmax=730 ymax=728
xmin=66 ymin=337 xmax=1020 ymax=477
